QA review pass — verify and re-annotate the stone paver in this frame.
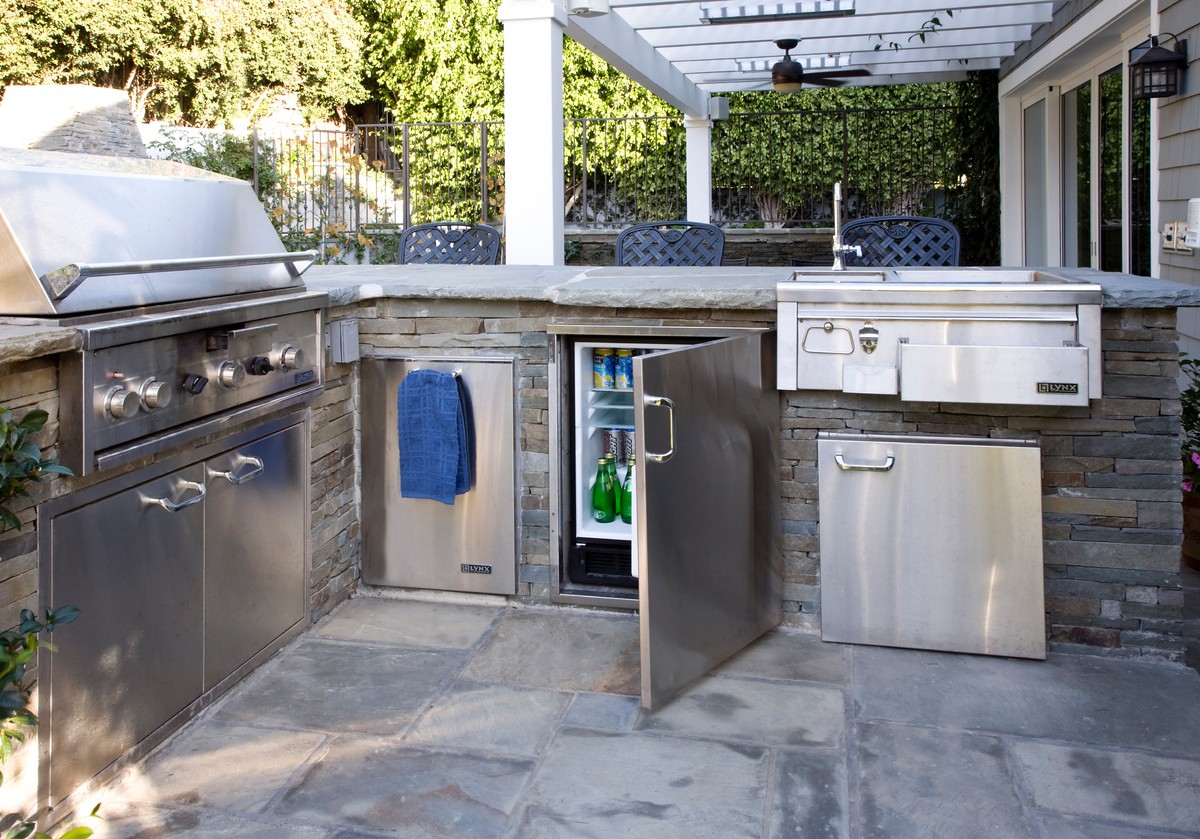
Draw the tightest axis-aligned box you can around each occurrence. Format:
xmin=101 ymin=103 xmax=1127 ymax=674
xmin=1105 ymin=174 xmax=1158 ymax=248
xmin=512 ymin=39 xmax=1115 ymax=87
xmin=70 ymin=596 xmax=1200 ymax=839
xmin=511 ymin=728 xmax=769 ymax=839
xmin=215 ymin=638 xmax=467 ymax=735
xmin=1011 ymin=740 xmax=1200 ymax=833
xmin=272 ymin=737 xmax=536 ymax=837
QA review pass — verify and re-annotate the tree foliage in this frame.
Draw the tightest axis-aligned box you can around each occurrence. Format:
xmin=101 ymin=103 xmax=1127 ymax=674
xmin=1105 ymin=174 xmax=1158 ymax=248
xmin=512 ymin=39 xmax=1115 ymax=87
xmin=0 ymin=0 xmax=366 ymax=125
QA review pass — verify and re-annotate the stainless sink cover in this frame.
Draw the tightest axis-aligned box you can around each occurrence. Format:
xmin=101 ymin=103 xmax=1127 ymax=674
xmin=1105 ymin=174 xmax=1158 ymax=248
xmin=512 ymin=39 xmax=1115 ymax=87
xmin=776 ymin=268 xmax=1103 ymax=406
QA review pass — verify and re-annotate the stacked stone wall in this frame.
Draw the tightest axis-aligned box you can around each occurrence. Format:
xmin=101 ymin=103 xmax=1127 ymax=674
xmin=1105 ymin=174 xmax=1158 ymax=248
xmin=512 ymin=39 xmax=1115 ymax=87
xmin=309 ymin=306 xmax=362 ymax=620
xmin=0 ymin=85 xmax=147 ymax=158
xmin=567 ymin=229 xmax=833 ymax=267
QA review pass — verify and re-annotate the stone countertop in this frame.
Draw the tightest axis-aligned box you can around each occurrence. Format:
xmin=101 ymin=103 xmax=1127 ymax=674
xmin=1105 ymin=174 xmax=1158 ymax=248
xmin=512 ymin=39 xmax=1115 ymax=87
xmin=0 ymin=324 xmax=80 ymax=365
xmin=302 ymin=264 xmax=1200 ymax=311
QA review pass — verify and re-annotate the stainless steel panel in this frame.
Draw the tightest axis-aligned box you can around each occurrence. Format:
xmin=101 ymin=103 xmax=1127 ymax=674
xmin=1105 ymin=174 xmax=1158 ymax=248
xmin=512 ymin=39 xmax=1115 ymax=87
xmin=0 ymin=152 xmax=304 ymax=316
xmin=204 ymin=422 xmax=308 ymax=689
xmin=900 ymin=344 xmax=1091 ymax=406
xmin=818 ymin=432 xmax=1045 ymax=659
xmin=636 ymin=331 xmax=782 ymax=709
xmin=361 ymin=356 xmax=517 ymax=595
xmin=45 ymin=464 xmax=205 ymax=806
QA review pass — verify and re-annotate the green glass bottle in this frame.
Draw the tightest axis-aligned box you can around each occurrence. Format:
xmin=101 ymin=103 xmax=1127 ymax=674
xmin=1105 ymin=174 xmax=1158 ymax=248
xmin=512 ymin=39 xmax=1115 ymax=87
xmin=604 ymin=453 xmax=620 ymax=517
xmin=591 ymin=457 xmax=615 ymax=523
xmin=620 ymin=453 xmax=635 ymax=524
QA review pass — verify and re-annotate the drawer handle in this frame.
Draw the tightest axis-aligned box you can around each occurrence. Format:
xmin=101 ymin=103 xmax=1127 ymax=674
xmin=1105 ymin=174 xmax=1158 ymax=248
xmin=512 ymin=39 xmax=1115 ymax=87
xmin=141 ymin=479 xmax=206 ymax=512
xmin=210 ymin=456 xmax=264 ymax=485
xmin=834 ymin=452 xmax=895 ymax=472
xmin=643 ymin=394 xmax=675 ymax=463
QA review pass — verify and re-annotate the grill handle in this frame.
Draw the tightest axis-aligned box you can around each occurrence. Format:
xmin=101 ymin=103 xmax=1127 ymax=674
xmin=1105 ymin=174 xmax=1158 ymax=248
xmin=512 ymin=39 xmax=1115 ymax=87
xmin=39 ymin=251 xmax=319 ymax=302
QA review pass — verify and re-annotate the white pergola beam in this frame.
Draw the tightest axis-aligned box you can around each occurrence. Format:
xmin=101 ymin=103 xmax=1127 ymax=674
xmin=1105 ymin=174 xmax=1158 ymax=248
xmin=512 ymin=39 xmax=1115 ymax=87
xmin=566 ymin=11 xmax=710 ymax=116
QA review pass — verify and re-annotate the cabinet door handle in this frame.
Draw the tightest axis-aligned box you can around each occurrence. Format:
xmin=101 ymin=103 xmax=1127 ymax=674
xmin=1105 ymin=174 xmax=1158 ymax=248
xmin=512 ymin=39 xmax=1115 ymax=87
xmin=834 ymin=452 xmax=895 ymax=472
xmin=210 ymin=455 xmax=264 ymax=485
xmin=643 ymin=394 xmax=675 ymax=463
xmin=141 ymin=479 xmax=206 ymax=512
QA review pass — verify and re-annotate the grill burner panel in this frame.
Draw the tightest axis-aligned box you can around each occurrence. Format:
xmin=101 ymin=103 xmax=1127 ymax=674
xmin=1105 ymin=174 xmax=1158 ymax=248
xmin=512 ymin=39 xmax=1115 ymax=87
xmin=59 ymin=291 xmax=325 ymax=476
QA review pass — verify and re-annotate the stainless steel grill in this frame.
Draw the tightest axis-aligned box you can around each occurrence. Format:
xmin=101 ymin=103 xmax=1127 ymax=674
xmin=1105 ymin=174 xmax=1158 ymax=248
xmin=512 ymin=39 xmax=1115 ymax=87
xmin=0 ymin=148 xmax=326 ymax=475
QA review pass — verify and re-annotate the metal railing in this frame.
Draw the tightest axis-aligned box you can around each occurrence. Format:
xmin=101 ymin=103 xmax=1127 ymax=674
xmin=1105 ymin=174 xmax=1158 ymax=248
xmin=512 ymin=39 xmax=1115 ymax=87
xmin=250 ymin=105 xmax=964 ymax=259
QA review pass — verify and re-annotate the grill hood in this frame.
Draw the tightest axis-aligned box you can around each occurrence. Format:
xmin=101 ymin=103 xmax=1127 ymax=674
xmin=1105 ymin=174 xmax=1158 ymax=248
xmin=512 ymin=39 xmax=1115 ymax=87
xmin=0 ymin=148 xmax=314 ymax=317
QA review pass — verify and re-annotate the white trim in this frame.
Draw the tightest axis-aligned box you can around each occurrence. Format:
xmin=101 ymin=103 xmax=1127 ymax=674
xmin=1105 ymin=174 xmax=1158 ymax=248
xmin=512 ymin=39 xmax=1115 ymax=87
xmin=999 ymin=0 xmax=1144 ymax=98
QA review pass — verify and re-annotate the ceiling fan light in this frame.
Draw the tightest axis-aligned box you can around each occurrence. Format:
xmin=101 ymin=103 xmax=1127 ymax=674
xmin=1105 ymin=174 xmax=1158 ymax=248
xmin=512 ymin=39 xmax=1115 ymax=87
xmin=772 ymin=57 xmax=805 ymax=92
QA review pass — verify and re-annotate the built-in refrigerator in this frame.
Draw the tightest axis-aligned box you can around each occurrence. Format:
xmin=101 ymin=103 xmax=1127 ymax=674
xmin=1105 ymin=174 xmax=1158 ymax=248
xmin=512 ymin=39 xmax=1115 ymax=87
xmin=549 ymin=324 xmax=781 ymax=708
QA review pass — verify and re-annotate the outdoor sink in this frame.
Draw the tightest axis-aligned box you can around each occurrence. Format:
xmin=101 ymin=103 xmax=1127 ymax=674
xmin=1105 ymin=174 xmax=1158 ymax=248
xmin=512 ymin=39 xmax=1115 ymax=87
xmin=776 ymin=267 xmax=1104 ymax=406
xmin=784 ymin=268 xmax=1092 ymax=285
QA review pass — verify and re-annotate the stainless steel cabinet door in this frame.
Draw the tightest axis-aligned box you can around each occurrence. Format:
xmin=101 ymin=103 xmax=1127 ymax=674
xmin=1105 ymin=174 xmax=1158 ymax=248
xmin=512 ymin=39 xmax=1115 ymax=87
xmin=204 ymin=423 xmax=307 ymax=689
xmin=47 ymin=465 xmax=205 ymax=806
xmin=818 ymin=432 xmax=1045 ymax=659
xmin=635 ymin=331 xmax=782 ymax=709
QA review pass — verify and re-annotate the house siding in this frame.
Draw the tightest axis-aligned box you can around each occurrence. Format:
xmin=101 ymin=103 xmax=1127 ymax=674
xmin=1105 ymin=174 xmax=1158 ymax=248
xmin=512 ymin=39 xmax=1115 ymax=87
xmin=1158 ymin=0 xmax=1200 ymax=295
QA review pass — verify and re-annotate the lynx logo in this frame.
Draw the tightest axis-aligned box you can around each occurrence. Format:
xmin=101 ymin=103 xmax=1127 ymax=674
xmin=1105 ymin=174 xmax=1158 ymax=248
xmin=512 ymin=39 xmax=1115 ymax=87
xmin=294 ymin=369 xmax=316 ymax=384
xmin=1037 ymin=382 xmax=1079 ymax=394
xmin=461 ymin=563 xmax=493 ymax=575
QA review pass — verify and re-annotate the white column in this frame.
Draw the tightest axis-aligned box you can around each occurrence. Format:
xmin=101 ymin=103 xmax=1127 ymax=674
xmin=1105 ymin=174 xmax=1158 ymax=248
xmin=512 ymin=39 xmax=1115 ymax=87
xmin=499 ymin=0 xmax=566 ymax=265
xmin=684 ymin=114 xmax=712 ymax=223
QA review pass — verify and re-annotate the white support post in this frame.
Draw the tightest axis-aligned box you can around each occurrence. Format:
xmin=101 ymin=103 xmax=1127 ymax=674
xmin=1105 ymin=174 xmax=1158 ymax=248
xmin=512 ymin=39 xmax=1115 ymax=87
xmin=499 ymin=0 xmax=566 ymax=265
xmin=684 ymin=114 xmax=713 ymax=223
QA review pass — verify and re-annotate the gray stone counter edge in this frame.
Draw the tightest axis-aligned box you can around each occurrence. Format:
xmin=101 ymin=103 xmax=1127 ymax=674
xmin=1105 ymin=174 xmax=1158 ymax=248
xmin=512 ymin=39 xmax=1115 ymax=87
xmin=0 ymin=325 xmax=81 ymax=366
xmin=303 ymin=264 xmax=1200 ymax=311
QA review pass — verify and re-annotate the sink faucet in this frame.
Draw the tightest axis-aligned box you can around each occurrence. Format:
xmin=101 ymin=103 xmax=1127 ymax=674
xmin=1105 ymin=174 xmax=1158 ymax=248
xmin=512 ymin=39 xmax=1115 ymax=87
xmin=831 ymin=182 xmax=861 ymax=271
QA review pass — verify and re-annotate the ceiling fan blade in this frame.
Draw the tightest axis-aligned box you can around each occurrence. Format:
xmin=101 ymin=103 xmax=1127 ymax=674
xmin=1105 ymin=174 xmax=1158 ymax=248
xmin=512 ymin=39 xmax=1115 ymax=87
xmin=805 ymin=76 xmax=847 ymax=87
xmin=826 ymin=68 xmax=872 ymax=78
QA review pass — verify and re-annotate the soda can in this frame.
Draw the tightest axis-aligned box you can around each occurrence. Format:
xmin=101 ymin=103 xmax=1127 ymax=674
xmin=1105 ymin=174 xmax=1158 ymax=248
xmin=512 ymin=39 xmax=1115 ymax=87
xmin=593 ymin=348 xmax=615 ymax=389
xmin=602 ymin=427 xmax=622 ymax=462
xmin=619 ymin=426 xmax=635 ymax=464
xmin=615 ymin=349 xmax=634 ymax=389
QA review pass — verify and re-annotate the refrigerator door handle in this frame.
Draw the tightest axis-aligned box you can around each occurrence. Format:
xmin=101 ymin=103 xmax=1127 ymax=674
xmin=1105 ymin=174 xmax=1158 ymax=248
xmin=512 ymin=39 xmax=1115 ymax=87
xmin=642 ymin=394 xmax=675 ymax=462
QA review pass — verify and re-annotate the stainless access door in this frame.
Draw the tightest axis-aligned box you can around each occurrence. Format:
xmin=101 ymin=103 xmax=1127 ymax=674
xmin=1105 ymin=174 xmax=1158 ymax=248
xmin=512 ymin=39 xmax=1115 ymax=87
xmin=204 ymin=422 xmax=308 ymax=689
xmin=818 ymin=432 xmax=1045 ymax=659
xmin=361 ymin=356 xmax=517 ymax=595
xmin=46 ymin=466 xmax=205 ymax=806
xmin=635 ymin=331 xmax=781 ymax=709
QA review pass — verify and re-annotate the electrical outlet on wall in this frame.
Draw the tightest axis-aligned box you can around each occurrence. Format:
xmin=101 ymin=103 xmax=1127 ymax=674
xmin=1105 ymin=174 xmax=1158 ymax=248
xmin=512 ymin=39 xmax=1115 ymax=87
xmin=1163 ymin=221 xmax=1194 ymax=254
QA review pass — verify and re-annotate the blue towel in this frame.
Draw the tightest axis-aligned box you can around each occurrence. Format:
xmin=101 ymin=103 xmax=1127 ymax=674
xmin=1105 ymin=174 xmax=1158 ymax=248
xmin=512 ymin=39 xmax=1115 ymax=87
xmin=397 ymin=369 xmax=471 ymax=504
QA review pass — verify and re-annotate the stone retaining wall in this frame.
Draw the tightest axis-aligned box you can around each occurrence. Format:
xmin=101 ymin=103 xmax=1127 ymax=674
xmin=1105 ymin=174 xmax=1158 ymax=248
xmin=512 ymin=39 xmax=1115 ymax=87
xmin=568 ymin=228 xmax=834 ymax=267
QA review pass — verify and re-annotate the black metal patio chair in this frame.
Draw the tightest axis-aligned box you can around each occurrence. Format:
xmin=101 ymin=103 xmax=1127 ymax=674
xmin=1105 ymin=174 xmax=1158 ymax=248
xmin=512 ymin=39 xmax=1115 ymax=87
xmin=398 ymin=222 xmax=502 ymax=265
xmin=840 ymin=216 xmax=961 ymax=267
xmin=615 ymin=221 xmax=724 ymax=267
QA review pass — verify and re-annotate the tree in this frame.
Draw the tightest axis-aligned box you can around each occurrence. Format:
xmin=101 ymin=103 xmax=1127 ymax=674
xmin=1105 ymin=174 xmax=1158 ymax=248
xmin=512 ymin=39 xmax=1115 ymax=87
xmin=0 ymin=0 xmax=366 ymax=126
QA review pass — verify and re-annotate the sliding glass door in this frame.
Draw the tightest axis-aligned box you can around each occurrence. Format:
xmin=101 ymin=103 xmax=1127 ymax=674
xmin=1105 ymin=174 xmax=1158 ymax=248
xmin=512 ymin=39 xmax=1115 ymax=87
xmin=1059 ymin=63 xmax=1151 ymax=275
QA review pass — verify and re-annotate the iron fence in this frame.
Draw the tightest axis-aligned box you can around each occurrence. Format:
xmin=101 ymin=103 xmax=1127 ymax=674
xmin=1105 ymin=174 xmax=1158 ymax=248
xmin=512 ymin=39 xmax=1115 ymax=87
xmin=250 ymin=105 xmax=963 ymax=260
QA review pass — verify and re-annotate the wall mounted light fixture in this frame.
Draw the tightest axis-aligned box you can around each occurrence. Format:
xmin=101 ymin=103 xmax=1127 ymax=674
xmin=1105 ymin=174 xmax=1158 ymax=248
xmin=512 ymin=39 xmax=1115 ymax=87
xmin=1129 ymin=34 xmax=1187 ymax=100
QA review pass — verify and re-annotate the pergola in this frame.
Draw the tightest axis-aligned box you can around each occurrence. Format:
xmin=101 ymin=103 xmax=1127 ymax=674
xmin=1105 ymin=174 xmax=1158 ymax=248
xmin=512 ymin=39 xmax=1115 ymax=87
xmin=497 ymin=0 xmax=1055 ymax=265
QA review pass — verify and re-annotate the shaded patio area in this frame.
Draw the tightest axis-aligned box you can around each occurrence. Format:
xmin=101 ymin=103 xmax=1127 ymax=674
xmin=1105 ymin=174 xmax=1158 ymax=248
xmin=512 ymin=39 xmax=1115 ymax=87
xmin=77 ymin=595 xmax=1200 ymax=838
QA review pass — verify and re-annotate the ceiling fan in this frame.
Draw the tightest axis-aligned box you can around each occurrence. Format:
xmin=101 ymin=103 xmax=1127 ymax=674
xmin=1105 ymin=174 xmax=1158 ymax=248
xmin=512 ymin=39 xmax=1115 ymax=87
xmin=771 ymin=39 xmax=870 ymax=91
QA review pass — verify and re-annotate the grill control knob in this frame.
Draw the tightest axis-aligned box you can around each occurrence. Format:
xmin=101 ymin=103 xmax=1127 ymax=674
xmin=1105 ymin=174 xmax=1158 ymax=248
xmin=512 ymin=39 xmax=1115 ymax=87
xmin=105 ymin=386 xmax=141 ymax=419
xmin=246 ymin=355 xmax=274 ymax=376
xmin=139 ymin=378 xmax=173 ymax=410
xmin=277 ymin=345 xmax=305 ymax=370
xmin=218 ymin=360 xmax=246 ymax=388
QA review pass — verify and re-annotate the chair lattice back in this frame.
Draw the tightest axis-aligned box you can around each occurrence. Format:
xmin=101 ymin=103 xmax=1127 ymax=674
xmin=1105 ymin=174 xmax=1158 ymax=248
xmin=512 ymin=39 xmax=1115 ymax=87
xmin=615 ymin=221 xmax=725 ymax=267
xmin=399 ymin=222 xmax=501 ymax=265
xmin=841 ymin=216 xmax=961 ymax=267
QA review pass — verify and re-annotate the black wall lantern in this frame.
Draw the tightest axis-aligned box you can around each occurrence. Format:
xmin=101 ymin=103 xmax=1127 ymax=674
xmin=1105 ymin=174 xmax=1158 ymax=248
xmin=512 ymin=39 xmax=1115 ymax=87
xmin=1130 ymin=34 xmax=1188 ymax=100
